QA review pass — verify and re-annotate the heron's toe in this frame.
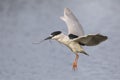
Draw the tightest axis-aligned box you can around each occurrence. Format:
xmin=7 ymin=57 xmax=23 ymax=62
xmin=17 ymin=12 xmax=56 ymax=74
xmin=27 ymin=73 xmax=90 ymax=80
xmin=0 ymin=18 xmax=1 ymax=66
xmin=72 ymin=61 xmax=78 ymax=71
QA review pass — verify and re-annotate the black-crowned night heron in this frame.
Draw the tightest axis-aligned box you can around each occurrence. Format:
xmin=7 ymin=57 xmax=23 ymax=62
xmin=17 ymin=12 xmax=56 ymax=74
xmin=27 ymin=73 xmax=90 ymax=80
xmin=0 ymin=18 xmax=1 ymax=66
xmin=34 ymin=8 xmax=108 ymax=70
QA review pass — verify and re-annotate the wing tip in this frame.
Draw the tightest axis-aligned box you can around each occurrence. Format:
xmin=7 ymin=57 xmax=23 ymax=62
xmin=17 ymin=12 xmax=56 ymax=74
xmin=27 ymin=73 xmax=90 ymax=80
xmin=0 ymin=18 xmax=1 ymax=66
xmin=64 ymin=8 xmax=71 ymax=12
xmin=97 ymin=33 xmax=108 ymax=41
xmin=104 ymin=36 xmax=108 ymax=40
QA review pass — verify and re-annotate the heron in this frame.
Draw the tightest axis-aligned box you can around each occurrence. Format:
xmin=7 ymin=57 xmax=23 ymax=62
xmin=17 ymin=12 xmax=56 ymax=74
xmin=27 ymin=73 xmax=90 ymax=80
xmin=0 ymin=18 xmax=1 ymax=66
xmin=34 ymin=8 xmax=108 ymax=70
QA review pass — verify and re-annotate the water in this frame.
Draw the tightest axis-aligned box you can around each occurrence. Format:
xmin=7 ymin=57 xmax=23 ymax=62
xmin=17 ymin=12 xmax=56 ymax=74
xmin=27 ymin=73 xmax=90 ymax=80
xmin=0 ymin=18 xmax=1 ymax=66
xmin=0 ymin=0 xmax=120 ymax=80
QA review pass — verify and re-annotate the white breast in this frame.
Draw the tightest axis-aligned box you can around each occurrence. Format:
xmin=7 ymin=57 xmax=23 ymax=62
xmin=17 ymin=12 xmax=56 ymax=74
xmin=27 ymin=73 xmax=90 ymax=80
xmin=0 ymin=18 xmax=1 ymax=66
xmin=53 ymin=34 xmax=84 ymax=54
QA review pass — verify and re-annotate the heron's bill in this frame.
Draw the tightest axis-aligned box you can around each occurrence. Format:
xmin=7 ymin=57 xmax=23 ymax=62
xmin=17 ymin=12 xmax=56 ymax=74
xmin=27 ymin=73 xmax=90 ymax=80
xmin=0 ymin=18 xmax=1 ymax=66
xmin=32 ymin=36 xmax=52 ymax=44
xmin=44 ymin=36 xmax=52 ymax=40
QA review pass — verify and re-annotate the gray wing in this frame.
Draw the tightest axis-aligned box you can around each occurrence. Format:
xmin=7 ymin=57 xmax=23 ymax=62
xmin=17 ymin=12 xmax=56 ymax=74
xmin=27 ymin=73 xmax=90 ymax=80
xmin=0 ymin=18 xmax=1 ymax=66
xmin=73 ymin=34 xmax=108 ymax=46
xmin=60 ymin=8 xmax=84 ymax=36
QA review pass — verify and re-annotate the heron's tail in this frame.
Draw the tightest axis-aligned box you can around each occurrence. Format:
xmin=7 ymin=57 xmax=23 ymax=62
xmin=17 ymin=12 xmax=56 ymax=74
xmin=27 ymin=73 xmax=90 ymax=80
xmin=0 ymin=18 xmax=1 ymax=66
xmin=82 ymin=51 xmax=89 ymax=56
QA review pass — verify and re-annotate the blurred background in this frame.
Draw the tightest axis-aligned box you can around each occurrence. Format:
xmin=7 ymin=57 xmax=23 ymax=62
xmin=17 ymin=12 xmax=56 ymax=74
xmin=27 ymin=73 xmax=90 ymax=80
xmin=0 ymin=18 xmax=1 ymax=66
xmin=0 ymin=0 xmax=120 ymax=80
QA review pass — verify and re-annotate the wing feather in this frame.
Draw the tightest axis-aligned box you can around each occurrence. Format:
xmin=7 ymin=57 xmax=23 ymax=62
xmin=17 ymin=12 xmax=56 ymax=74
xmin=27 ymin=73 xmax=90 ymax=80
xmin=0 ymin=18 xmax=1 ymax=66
xmin=60 ymin=8 xmax=84 ymax=36
xmin=73 ymin=34 xmax=108 ymax=46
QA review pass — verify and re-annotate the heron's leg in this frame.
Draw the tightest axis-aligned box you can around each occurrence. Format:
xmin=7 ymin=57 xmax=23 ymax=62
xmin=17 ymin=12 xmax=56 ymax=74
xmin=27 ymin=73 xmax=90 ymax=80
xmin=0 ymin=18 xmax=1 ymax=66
xmin=72 ymin=54 xmax=79 ymax=71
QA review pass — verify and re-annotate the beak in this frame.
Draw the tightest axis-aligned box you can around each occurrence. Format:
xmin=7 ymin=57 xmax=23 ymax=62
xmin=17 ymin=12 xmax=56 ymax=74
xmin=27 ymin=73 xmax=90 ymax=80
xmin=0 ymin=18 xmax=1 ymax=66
xmin=44 ymin=36 xmax=52 ymax=40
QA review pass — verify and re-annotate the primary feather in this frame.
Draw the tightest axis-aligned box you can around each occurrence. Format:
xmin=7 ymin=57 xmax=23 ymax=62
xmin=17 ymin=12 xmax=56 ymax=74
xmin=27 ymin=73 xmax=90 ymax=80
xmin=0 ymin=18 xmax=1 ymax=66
xmin=73 ymin=34 xmax=108 ymax=46
xmin=60 ymin=8 xmax=84 ymax=36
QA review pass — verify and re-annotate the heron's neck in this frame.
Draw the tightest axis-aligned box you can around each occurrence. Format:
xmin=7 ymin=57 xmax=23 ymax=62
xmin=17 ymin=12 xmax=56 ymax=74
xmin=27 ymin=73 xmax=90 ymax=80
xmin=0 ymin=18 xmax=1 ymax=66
xmin=54 ymin=33 xmax=70 ymax=44
xmin=55 ymin=33 xmax=66 ymax=40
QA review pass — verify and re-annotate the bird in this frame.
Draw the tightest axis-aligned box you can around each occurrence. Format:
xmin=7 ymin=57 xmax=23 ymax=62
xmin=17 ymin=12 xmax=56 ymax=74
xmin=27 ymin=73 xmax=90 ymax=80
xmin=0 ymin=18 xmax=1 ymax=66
xmin=34 ymin=8 xmax=108 ymax=70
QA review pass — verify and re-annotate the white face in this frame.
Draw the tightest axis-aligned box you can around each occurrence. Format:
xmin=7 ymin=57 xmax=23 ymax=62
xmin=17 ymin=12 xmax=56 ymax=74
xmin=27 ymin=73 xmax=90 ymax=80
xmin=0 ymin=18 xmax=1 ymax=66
xmin=52 ymin=33 xmax=64 ymax=40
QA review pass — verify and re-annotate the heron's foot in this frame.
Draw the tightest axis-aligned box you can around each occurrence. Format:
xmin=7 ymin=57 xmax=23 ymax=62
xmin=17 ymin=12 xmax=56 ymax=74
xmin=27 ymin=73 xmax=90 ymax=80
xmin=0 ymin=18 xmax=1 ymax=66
xmin=72 ymin=61 xmax=78 ymax=71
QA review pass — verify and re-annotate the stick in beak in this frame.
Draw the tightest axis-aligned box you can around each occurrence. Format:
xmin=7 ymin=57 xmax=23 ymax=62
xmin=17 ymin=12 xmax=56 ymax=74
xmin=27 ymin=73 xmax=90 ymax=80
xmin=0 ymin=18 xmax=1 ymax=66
xmin=32 ymin=36 xmax=52 ymax=44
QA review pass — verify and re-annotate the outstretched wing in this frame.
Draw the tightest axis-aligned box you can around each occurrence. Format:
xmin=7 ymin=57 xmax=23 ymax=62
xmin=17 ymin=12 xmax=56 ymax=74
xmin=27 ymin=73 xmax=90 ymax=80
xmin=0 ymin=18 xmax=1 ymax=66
xmin=60 ymin=8 xmax=84 ymax=36
xmin=73 ymin=34 xmax=108 ymax=46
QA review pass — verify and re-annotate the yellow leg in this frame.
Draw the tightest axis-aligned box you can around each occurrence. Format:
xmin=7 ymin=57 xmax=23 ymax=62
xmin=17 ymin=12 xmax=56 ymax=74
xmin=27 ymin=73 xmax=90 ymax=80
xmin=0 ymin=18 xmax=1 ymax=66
xmin=72 ymin=54 xmax=79 ymax=71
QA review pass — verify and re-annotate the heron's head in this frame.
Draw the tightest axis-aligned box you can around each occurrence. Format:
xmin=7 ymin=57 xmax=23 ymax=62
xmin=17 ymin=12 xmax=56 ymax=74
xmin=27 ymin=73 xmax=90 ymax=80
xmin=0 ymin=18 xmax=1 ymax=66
xmin=44 ymin=31 xmax=62 ymax=40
